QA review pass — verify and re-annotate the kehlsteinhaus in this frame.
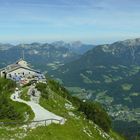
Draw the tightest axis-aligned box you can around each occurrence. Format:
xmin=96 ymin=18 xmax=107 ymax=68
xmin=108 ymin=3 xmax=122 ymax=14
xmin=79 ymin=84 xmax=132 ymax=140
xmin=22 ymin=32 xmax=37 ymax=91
xmin=0 ymin=58 xmax=46 ymax=85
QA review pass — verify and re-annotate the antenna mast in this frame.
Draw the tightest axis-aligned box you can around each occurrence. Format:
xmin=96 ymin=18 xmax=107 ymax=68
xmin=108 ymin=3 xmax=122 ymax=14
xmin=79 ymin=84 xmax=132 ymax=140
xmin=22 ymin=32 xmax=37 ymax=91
xmin=21 ymin=44 xmax=25 ymax=60
xmin=22 ymin=50 xmax=25 ymax=60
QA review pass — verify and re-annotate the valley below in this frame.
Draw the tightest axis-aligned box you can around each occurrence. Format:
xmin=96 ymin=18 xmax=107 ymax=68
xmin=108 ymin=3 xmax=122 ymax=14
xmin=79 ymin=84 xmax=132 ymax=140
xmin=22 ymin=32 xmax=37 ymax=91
xmin=50 ymin=64 xmax=140 ymax=140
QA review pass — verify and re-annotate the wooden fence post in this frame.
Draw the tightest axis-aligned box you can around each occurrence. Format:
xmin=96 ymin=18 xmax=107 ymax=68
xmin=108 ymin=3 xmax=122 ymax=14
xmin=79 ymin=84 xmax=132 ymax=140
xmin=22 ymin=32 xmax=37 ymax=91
xmin=45 ymin=120 xmax=46 ymax=126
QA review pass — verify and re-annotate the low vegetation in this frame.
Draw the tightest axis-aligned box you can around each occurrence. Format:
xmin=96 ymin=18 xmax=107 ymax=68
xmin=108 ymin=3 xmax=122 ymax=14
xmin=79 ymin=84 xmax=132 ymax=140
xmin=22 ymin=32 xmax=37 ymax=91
xmin=36 ymin=82 xmax=49 ymax=99
xmin=0 ymin=78 xmax=34 ymax=123
xmin=20 ymin=86 xmax=30 ymax=101
xmin=79 ymin=102 xmax=111 ymax=132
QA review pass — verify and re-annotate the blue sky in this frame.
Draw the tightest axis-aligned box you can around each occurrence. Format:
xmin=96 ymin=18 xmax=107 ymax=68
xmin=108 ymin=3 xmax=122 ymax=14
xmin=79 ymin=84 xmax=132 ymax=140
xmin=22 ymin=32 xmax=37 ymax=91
xmin=0 ymin=0 xmax=140 ymax=44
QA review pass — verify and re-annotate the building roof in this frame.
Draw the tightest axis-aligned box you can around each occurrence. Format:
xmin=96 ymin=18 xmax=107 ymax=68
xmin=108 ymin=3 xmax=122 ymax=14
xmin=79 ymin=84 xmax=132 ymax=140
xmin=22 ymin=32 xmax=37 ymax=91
xmin=7 ymin=66 xmax=40 ymax=73
xmin=0 ymin=59 xmax=40 ymax=74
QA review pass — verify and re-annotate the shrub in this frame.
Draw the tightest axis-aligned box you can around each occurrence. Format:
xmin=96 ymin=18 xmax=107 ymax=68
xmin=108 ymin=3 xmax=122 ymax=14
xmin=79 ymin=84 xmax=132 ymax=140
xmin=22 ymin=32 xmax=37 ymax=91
xmin=0 ymin=79 xmax=22 ymax=121
xmin=36 ymin=83 xmax=48 ymax=99
xmin=78 ymin=101 xmax=111 ymax=132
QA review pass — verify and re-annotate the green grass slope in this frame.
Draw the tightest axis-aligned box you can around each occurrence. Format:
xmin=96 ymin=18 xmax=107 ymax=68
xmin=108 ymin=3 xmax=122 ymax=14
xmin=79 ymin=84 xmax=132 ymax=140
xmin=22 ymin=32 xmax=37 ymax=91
xmin=24 ymin=80 xmax=124 ymax=140
xmin=0 ymin=78 xmax=124 ymax=140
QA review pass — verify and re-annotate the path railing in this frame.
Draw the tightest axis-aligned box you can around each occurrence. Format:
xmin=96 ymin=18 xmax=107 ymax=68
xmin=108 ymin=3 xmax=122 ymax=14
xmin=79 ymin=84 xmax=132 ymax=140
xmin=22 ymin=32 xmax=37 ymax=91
xmin=0 ymin=118 xmax=65 ymax=127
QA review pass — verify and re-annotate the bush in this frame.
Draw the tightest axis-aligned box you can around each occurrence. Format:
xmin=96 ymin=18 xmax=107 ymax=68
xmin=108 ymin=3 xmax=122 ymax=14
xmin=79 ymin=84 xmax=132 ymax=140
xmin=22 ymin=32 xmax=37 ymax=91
xmin=36 ymin=83 xmax=48 ymax=99
xmin=78 ymin=101 xmax=111 ymax=132
xmin=0 ymin=78 xmax=22 ymax=121
xmin=48 ymin=80 xmax=81 ymax=106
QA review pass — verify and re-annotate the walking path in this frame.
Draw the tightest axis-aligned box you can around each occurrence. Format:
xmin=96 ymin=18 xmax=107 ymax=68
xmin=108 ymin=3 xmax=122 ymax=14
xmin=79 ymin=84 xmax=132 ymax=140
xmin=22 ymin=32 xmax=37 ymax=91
xmin=10 ymin=87 xmax=65 ymax=128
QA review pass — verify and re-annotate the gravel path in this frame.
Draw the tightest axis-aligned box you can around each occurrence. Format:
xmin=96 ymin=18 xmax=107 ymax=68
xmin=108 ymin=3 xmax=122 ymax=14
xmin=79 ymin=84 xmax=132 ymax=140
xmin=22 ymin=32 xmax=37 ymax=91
xmin=10 ymin=89 xmax=65 ymax=128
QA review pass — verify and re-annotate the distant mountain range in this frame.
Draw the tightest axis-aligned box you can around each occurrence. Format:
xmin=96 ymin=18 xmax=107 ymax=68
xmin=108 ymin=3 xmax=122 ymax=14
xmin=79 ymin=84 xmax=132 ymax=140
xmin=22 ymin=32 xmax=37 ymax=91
xmin=0 ymin=41 xmax=95 ymax=71
xmin=48 ymin=38 xmax=140 ymax=140
xmin=52 ymin=41 xmax=95 ymax=54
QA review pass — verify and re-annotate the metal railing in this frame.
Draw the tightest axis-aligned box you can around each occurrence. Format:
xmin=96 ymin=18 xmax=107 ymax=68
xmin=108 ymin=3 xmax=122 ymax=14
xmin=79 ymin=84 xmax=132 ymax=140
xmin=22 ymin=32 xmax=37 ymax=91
xmin=0 ymin=118 xmax=64 ymax=127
